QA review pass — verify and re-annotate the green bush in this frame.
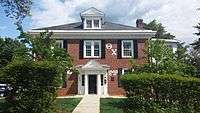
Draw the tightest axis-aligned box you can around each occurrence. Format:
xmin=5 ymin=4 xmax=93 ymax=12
xmin=121 ymin=73 xmax=200 ymax=112
xmin=1 ymin=60 xmax=63 ymax=113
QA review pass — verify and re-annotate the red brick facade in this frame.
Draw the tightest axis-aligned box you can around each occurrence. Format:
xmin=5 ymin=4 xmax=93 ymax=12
xmin=58 ymin=39 xmax=147 ymax=96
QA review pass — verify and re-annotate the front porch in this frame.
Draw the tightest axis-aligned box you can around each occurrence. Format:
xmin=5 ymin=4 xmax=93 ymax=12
xmin=76 ymin=60 xmax=109 ymax=96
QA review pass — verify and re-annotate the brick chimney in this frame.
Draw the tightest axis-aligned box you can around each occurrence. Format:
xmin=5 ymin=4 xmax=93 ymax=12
xmin=136 ymin=19 xmax=144 ymax=28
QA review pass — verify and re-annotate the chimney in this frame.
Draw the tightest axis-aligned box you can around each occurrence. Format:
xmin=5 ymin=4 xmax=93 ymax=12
xmin=136 ymin=19 xmax=144 ymax=28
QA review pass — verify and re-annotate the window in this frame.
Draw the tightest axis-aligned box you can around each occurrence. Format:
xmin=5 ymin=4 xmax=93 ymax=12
xmin=56 ymin=40 xmax=63 ymax=48
xmin=122 ymin=68 xmax=130 ymax=75
xmin=122 ymin=40 xmax=133 ymax=58
xmin=84 ymin=40 xmax=101 ymax=58
xmin=82 ymin=75 xmax=85 ymax=86
xmin=94 ymin=20 xmax=100 ymax=28
xmin=101 ymin=74 xmax=103 ymax=86
xmin=86 ymin=20 xmax=92 ymax=28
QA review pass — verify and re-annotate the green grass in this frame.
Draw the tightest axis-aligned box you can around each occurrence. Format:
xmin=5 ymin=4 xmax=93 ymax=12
xmin=55 ymin=98 xmax=82 ymax=113
xmin=100 ymin=98 xmax=126 ymax=113
xmin=0 ymin=98 xmax=82 ymax=113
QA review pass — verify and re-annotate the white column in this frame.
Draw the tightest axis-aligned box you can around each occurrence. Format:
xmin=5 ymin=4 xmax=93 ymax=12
xmin=97 ymin=74 xmax=101 ymax=95
xmin=85 ymin=74 xmax=88 ymax=95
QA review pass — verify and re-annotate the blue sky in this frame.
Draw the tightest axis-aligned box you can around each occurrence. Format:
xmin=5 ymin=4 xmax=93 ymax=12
xmin=0 ymin=0 xmax=199 ymax=43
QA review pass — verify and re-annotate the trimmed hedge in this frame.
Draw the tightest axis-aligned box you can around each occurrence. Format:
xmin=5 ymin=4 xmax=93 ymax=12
xmin=1 ymin=60 xmax=63 ymax=113
xmin=121 ymin=73 xmax=200 ymax=112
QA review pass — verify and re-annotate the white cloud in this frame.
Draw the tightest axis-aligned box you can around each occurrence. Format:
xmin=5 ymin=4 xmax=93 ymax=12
xmin=31 ymin=0 xmax=200 ymax=43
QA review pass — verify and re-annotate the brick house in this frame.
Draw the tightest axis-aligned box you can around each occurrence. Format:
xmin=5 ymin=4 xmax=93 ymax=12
xmin=29 ymin=7 xmax=156 ymax=96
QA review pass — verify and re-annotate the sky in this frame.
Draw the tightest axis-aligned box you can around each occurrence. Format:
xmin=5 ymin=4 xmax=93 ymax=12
xmin=0 ymin=0 xmax=200 ymax=44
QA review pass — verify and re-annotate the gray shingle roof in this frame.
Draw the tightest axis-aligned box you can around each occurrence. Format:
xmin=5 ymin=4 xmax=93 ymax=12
xmin=33 ymin=22 xmax=142 ymax=30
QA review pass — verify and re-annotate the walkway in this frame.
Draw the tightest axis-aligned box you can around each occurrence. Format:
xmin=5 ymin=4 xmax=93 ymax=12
xmin=72 ymin=95 xmax=100 ymax=113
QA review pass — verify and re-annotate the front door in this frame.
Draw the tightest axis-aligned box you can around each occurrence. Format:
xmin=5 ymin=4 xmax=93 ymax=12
xmin=88 ymin=75 xmax=97 ymax=94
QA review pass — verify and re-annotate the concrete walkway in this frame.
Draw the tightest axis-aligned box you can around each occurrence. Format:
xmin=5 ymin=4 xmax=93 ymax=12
xmin=72 ymin=95 xmax=100 ymax=113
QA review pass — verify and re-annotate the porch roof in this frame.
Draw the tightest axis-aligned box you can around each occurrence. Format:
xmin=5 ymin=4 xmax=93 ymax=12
xmin=76 ymin=60 xmax=109 ymax=71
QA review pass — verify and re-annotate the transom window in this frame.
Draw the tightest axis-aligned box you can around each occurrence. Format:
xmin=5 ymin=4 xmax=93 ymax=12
xmin=86 ymin=20 xmax=92 ymax=28
xmin=121 ymin=40 xmax=134 ymax=58
xmin=84 ymin=40 xmax=101 ymax=58
xmin=55 ymin=40 xmax=63 ymax=48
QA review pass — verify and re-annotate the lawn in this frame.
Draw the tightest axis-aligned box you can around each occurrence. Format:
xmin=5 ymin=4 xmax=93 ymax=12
xmin=100 ymin=98 xmax=126 ymax=113
xmin=0 ymin=98 xmax=82 ymax=113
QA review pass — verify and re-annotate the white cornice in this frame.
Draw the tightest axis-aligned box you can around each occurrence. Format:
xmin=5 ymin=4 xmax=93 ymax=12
xmin=29 ymin=29 xmax=155 ymax=33
xmin=28 ymin=30 xmax=156 ymax=39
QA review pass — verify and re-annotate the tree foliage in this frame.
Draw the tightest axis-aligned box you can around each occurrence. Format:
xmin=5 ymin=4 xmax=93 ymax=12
xmin=132 ymin=40 xmax=196 ymax=76
xmin=0 ymin=0 xmax=32 ymax=31
xmin=144 ymin=20 xmax=175 ymax=39
xmin=0 ymin=37 xmax=25 ymax=69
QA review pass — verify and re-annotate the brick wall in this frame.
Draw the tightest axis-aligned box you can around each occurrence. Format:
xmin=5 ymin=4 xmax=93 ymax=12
xmin=58 ymin=39 xmax=147 ymax=96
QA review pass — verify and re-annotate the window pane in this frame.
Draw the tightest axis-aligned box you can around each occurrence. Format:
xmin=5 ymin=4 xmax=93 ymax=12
xmin=123 ymin=50 xmax=132 ymax=56
xmin=85 ymin=42 xmax=92 ymax=56
xmin=56 ymin=41 xmax=62 ymax=48
xmin=86 ymin=20 xmax=92 ymax=28
xmin=94 ymin=20 xmax=99 ymax=28
xmin=123 ymin=42 xmax=131 ymax=49
xmin=101 ymin=74 xmax=103 ymax=86
xmin=82 ymin=75 xmax=85 ymax=86
xmin=123 ymin=41 xmax=133 ymax=57
xmin=94 ymin=42 xmax=100 ymax=56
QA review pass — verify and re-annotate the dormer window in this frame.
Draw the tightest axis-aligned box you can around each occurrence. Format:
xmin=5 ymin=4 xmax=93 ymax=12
xmin=81 ymin=7 xmax=105 ymax=29
xmin=85 ymin=19 xmax=101 ymax=29
xmin=86 ymin=20 xmax=92 ymax=28
xmin=94 ymin=20 xmax=100 ymax=28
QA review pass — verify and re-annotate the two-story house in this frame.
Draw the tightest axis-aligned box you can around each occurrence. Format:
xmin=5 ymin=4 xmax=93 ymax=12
xmin=29 ymin=7 xmax=156 ymax=96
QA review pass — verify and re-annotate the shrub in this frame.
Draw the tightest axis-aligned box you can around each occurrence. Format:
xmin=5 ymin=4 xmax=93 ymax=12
xmin=1 ymin=60 xmax=63 ymax=113
xmin=121 ymin=73 xmax=200 ymax=112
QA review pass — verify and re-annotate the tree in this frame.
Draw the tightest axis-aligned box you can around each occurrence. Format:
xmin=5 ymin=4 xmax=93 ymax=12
xmin=190 ymin=14 xmax=200 ymax=76
xmin=144 ymin=20 xmax=175 ymax=39
xmin=0 ymin=37 xmax=25 ymax=68
xmin=0 ymin=0 xmax=32 ymax=31
xmin=132 ymin=40 xmax=196 ymax=76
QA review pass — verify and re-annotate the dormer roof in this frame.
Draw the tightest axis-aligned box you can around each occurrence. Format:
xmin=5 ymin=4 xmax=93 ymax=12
xmin=80 ymin=7 xmax=105 ymax=17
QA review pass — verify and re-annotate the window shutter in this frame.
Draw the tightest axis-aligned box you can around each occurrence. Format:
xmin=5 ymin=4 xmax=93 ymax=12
xmin=118 ymin=68 xmax=123 ymax=87
xmin=133 ymin=40 xmax=138 ymax=59
xmin=63 ymin=40 xmax=68 ymax=51
xmin=79 ymin=40 xmax=84 ymax=59
xmin=101 ymin=40 xmax=105 ymax=59
xmin=117 ymin=40 xmax=122 ymax=59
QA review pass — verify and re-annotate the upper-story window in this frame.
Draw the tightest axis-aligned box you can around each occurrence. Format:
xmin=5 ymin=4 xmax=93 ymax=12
xmin=94 ymin=20 xmax=100 ymax=28
xmin=121 ymin=40 xmax=134 ymax=58
xmin=86 ymin=20 xmax=92 ymax=28
xmin=55 ymin=40 xmax=63 ymax=48
xmin=84 ymin=40 xmax=101 ymax=58
xmin=85 ymin=19 xmax=101 ymax=29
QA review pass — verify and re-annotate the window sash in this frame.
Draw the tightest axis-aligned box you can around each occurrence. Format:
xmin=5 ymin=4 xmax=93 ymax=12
xmin=94 ymin=20 xmax=100 ymax=28
xmin=84 ymin=40 xmax=101 ymax=58
xmin=55 ymin=40 xmax=63 ymax=48
xmin=86 ymin=20 xmax=92 ymax=28
xmin=121 ymin=40 xmax=133 ymax=58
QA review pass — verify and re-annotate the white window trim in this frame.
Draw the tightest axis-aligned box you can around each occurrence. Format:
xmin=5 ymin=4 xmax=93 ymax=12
xmin=121 ymin=40 xmax=134 ymax=58
xmin=84 ymin=19 xmax=101 ymax=29
xmin=122 ymin=68 xmax=129 ymax=75
xmin=56 ymin=40 xmax=63 ymax=48
xmin=84 ymin=40 xmax=101 ymax=58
